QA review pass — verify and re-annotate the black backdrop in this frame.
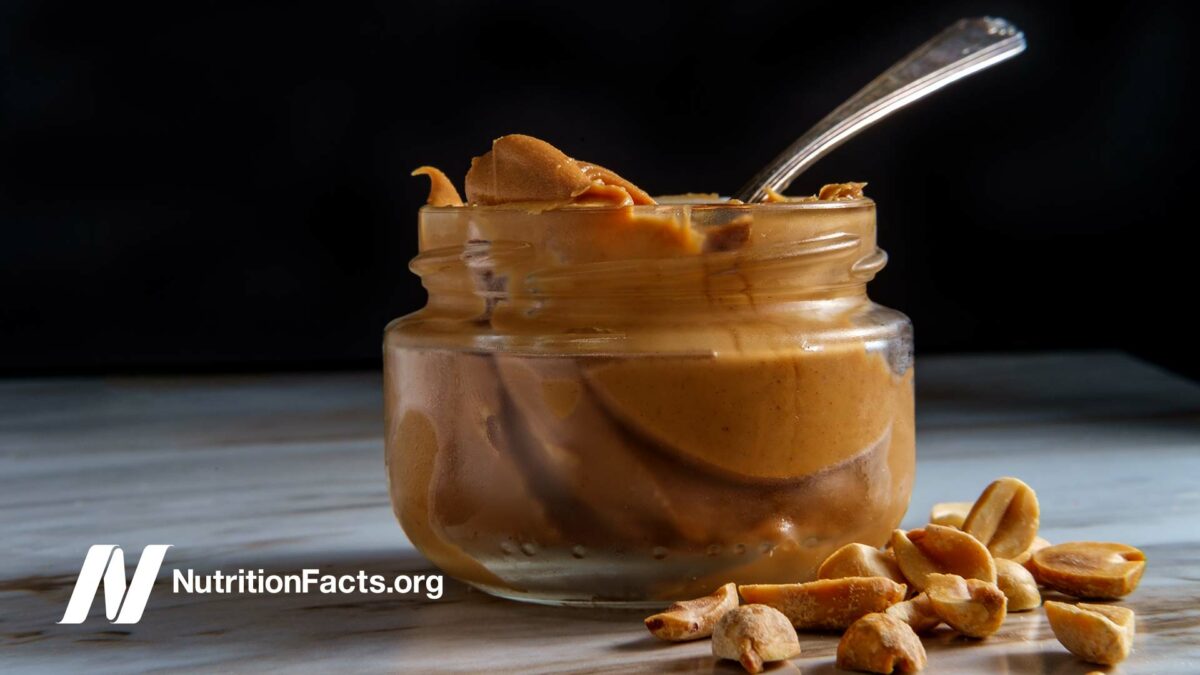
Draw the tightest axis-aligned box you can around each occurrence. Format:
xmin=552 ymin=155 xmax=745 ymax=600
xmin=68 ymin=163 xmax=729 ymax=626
xmin=3 ymin=1 xmax=1197 ymax=377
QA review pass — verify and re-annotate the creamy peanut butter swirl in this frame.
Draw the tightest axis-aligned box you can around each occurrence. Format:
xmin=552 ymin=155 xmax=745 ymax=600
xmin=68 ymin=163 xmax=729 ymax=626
xmin=414 ymin=134 xmax=866 ymax=207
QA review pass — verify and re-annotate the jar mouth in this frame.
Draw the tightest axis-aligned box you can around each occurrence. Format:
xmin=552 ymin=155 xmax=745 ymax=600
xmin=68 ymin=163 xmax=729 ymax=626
xmin=419 ymin=198 xmax=875 ymax=215
xmin=415 ymin=197 xmax=879 ymax=275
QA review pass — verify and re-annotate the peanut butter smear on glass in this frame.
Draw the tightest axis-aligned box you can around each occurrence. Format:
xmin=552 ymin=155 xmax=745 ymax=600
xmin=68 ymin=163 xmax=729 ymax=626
xmin=388 ymin=134 xmax=912 ymax=605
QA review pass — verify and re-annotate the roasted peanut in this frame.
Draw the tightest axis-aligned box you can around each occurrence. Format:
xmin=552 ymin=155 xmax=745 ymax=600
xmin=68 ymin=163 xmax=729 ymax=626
xmin=891 ymin=524 xmax=997 ymax=591
xmin=739 ymin=577 xmax=906 ymax=630
xmin=712 ymin=604 xmax=801 ymax=674
xmin=1031 ymin=542 xmax=1146 ymax=599
xmin=962 ymin=477 xmax=1041 ymax=559
xmin=1044 ymin=601 xmax=1135 ymax=665
xmin=924 ymin=573 xmax=1007 ymax=638
xmin=837 ymin=612 xmax=927 ymax=674
xmin=818 ymin=543 xmax=906 ymax=583
xmin=884 ymin=593 xmax=942 ymax=634
xmin=644 ymin=582 xmax=738 ymax=642
xmin=929 ymin=501 xmax=972 ymax=529
xmin=995 ymin=558 xmax=1041 ymax=611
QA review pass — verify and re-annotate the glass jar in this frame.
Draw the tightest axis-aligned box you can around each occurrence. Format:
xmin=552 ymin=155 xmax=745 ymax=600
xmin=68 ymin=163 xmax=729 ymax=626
xmin=383 ymin=200 xmax=914 ymax=607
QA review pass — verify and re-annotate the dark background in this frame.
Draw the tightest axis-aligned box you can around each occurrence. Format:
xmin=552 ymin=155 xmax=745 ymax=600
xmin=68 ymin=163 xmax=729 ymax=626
xmin=3 ymin=1 xmax=1197 ymax=378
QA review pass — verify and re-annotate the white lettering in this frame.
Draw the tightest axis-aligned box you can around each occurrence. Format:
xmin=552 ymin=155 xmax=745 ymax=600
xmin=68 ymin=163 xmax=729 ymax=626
xmin=173 ymin=568 xmax=193 ymax=594
xmin=425 ymin=575 xmax=443 ymax=600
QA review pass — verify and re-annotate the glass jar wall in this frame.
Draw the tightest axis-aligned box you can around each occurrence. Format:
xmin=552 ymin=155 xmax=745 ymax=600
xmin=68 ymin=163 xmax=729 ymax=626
xmin=384 ymin=201 xmax=913 ymax=607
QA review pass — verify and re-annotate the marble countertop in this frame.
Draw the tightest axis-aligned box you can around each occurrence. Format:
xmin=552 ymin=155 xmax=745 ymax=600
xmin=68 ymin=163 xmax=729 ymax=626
xmin=2 ymin=352 xmax=1198 ymax=673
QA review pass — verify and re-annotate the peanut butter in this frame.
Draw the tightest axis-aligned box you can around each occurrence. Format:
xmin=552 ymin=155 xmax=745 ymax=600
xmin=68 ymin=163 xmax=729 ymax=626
xmin=411 ymin=166 xmax=463 ymax=207
xmin=387 ymin=135 xmax=910 ymax=603
xmin=462 ymin=134 xmax=654 ymax=207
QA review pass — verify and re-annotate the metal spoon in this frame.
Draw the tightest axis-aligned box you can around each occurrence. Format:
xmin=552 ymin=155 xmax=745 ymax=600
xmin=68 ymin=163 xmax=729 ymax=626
xmin=734 ymin=17 xmax=1026 ymax=203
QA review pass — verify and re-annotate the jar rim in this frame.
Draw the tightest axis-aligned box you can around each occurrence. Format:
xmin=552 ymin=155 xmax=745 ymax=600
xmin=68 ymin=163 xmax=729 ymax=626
xmin=419 ymin=198 xmax=875 ymax=214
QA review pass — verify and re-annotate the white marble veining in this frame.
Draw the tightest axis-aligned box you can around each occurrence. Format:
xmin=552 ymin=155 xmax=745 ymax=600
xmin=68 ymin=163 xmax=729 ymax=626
xmin=1 ymin=352 xmax=1198 ymax=673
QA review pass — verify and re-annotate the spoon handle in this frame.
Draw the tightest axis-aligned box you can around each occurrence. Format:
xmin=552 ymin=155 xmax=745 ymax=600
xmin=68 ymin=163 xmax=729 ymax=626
xmin=734 ymin=17 xmax=1026 ymax=203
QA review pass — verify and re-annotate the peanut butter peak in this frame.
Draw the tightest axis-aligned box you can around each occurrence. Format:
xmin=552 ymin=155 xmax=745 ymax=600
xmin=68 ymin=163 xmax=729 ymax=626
xmin=464 ymin=134 xmax=655 ymax=206
xmin=819 ymin=181 xmax=867 ymax=200
xmin=578 ymin=162 xmax=656 ymax=205
xmin=764 ymin=182 xmax=868 ymax=203
xmin=411 ymin=166 xmax=464 ymax=206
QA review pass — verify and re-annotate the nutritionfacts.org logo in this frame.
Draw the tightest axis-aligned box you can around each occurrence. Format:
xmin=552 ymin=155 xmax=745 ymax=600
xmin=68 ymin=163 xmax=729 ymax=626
xmin=58 ymin=544 xmax=444 ymax=625
xmin=59 ymin=545 xmax=172 ymax=624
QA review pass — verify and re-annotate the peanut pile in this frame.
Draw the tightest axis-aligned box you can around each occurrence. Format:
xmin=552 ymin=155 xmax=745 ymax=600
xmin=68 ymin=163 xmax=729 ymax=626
xmin=643 ymin=476 xmax=1147 ymax=673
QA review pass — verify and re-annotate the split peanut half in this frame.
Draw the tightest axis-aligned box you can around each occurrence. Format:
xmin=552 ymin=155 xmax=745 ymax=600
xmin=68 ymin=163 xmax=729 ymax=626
xmin=929 ymin=501 xmax=973 ymax=529
xmin=837 ymin=612 xmax=928 ymax=674
xmin=962 ymin=477 xmax=1041 ymax=559
xmin=891 ymin=524 xmax=997 ymax=591
xmin=818 ymin=543 xmax=906 ymax=584
xmin=712 ymin=604 xmax=801 ymax=674
xmin=644 ymin=582 xmax=738 ymax=642
xmin=1044 ymin=601 xmax=1135 ymax=665
xmin=1031 ymin=542 xmax=1146 ymax=599
xmin=739 ymin=577 xmax=907 ymax=630
xmin=923 ymin=573 xmax=1008 ymax=638
xmin=884 ymin=593 xmax=942 ymax=634
xmin=995 ymin=558 xmax=1041 ymax=611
